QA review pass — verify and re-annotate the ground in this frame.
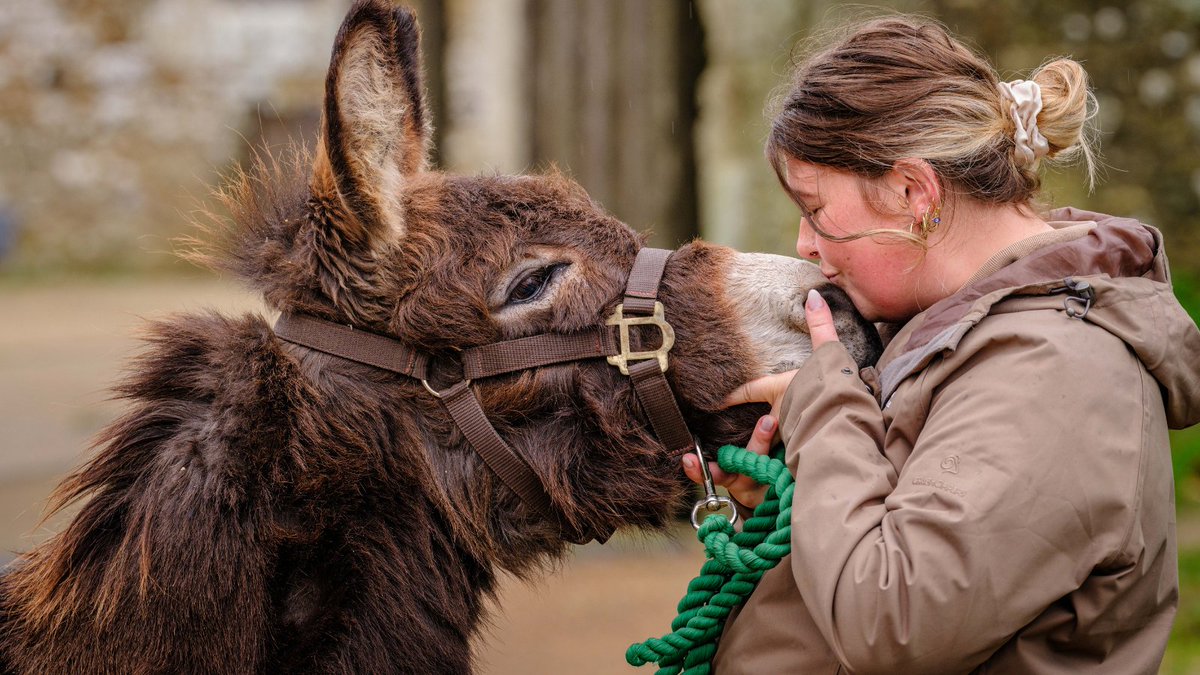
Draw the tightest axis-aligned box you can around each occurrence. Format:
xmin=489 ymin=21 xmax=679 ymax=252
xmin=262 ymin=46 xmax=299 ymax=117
xmin=1 ymin=275 xmax=1197 ymax=673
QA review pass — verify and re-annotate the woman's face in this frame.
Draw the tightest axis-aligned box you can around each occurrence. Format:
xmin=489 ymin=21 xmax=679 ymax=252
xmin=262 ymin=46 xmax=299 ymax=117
xmin=784 ymin=157 xmax=927 ymax=323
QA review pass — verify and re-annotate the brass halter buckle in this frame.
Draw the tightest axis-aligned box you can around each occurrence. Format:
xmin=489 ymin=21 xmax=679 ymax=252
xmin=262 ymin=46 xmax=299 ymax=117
xmin=605 ymin=301 xmax=676 ymax=376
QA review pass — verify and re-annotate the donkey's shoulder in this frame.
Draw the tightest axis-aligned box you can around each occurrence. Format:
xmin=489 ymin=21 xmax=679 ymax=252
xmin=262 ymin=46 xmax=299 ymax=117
xmin=0 ymin=312 xmax=321 ymax=672
xmin=42 ymin=309 xmax=321 ymax=522
xmin=121 ymin=310 xmax=393 ymax=495
xmin=112 ymin=310 xmax=324 ymax=487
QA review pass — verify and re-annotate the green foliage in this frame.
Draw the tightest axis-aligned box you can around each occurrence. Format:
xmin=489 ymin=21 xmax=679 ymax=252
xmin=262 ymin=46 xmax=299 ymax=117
xmin=1176 ymin=427 xmax=1200 ymax=497
xmin=1172 ymin=271 xmax=1200 ymax=490
xmin=1173 ymin=272 xmax=1200 ymax=324
xmin=1163 ymin=531 xmax=1200 ymax=674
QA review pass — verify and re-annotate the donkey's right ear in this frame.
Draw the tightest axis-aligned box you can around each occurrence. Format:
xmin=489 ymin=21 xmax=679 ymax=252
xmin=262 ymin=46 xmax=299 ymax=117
xmin=312 ymin=0 xmax=431 ymax=244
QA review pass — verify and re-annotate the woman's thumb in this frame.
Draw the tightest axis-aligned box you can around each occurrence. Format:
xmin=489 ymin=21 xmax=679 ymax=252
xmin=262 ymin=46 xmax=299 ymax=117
xmin=806 ymin=289 xmax=841 ymax=348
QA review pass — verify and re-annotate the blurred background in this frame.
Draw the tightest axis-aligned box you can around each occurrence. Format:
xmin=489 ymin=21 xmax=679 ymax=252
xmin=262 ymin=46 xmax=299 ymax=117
xmin=0 ymin=0 xmax=1198 ymax=672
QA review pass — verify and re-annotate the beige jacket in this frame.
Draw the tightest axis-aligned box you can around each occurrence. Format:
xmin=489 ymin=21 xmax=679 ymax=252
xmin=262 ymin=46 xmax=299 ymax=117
xmin=714 ymin=209 xmax=1200 ymax=674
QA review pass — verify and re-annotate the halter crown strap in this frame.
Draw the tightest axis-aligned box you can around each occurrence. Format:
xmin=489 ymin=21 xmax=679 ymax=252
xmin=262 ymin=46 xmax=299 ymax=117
xmin=623 ymin=247 xmax=672 ymax=314
xmin=273 ymin=313 xmax=430 ymax=379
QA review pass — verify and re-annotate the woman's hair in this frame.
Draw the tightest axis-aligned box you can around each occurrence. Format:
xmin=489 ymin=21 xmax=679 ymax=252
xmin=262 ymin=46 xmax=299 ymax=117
xmin=767 ymin=15 xmax=1099 ymax=243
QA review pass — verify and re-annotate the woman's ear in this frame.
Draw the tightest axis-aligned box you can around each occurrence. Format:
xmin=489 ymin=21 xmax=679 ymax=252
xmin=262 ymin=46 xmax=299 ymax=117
xmin=887 ymin=158 xmax=941 ymax=222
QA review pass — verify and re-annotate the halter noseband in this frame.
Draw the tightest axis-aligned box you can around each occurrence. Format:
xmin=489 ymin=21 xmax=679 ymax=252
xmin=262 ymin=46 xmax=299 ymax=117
xmin=273 ymin=247 xmax=709 ymax=545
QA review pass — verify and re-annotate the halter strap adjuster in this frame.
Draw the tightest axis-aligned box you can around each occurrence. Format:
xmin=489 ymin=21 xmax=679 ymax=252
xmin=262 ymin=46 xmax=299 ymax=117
xmin=605 ymin=301 xmax=674 ymax=376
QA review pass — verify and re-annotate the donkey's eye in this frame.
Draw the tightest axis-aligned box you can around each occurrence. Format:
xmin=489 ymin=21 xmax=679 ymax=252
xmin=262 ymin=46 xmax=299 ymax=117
xmin=506 ymin=264 xmax=567 ymax=305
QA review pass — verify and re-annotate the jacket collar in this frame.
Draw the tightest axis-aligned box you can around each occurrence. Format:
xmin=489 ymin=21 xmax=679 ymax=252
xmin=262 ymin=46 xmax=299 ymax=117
xmin=875 ymin=209 xmax=1161 ymax=404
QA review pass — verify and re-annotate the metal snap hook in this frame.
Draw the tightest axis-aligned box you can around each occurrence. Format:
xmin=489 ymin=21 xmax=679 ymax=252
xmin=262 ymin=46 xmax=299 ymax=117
xmin=689 ymin=442 xmax=739 ymax=529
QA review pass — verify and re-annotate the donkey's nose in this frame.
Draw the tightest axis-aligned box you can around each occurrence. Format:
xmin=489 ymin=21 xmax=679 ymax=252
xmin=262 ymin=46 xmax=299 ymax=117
xmin=724 ymin=252 xmax=828 ymax=377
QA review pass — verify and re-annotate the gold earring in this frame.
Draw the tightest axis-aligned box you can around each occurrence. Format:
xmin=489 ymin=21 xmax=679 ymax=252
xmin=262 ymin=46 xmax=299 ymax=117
xmin=920 ymin=205 xmax=942 ymax=235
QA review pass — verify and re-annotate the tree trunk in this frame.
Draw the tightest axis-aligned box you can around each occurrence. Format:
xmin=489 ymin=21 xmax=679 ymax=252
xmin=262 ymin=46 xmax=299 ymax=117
xmin=528 ymin=0 xmax=704 ymax=248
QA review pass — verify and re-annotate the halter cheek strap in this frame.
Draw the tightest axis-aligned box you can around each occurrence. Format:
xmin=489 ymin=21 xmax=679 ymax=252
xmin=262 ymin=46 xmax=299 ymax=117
xmin=272 ymin=247 xmax=695 ymax=545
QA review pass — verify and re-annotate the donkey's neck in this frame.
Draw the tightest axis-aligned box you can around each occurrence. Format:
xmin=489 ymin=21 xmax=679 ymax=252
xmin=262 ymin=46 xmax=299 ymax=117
xmin=271 ymin=335 xmax=519 ymax=671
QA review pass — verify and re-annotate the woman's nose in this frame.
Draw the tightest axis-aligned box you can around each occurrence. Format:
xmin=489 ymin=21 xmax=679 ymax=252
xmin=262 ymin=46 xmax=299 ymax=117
xmin=796 ymin=219 xmax=820 ymax=261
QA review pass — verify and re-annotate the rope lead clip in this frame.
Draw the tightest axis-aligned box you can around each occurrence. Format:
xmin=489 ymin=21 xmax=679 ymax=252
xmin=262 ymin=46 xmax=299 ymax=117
xmin=690 ymin=442 xmax=739 ymax=529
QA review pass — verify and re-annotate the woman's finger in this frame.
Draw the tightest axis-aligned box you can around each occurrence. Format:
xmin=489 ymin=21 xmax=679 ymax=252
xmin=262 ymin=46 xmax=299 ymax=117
xmin=805 ymin=289 xmax=841 ymax=349
xmin=719 ymin=416 xmax=776 ymax=506
xmin=745 ymin=415 xmax=777 ymax=456
xmin=682 ymin=453 xmax=737 ymax=487
xmin=721 ymin=370 xmax=797 ymax=409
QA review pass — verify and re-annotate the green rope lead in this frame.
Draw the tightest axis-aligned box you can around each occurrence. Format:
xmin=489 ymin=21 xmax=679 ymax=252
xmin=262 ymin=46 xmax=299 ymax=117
xmin=626 ymin=444 xmax=794 ymax=674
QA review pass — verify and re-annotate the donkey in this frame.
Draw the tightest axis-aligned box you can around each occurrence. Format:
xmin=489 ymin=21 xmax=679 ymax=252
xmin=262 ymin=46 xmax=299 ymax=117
xmin=0 ymin=1 xmax=880 ymax=672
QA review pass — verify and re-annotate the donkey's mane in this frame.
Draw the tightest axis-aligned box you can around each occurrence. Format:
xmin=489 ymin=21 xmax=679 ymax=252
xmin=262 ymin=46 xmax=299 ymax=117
xmin=184 ymin=144 xmax=397 ymax=327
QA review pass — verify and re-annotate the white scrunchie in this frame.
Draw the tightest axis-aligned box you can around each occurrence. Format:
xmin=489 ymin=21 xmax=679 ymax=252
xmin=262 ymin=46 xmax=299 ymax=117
xmin=997 ymin=79 xmax=1050 ymax=168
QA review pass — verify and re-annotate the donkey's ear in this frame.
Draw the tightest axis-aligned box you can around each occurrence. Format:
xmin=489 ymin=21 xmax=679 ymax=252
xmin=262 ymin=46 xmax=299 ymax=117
xmin=312 ymin=0 xmax=431 ymax=242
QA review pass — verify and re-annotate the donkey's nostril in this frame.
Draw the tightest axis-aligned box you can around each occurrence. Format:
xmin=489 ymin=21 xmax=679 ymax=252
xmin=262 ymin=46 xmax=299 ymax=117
xmin=787 ymin=295 xmax=809 ymax=334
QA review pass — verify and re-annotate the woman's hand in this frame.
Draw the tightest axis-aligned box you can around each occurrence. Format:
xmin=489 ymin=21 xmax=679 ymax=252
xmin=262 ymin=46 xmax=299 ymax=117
xmin=683 ymin=415 xmax=776 ymax=508
xmin=723 ymin=289 xmax=842 ymax=411
xmin=681 ymin=290 xmax=842 ymax=508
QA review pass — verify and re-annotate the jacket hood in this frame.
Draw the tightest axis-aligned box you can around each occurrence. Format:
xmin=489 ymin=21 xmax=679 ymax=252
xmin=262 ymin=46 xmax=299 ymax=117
xmin=877 ymin=207 xmax=1200 ymax=429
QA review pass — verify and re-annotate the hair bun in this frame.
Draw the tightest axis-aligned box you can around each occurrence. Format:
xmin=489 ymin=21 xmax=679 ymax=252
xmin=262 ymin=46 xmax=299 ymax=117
xmin=1029 ymin=59 xmax=1095 ymax=158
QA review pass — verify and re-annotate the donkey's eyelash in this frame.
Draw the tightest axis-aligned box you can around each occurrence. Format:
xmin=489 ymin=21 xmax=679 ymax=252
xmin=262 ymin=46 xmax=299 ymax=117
xmin=505 ymin=263 xmax=568 ymax=305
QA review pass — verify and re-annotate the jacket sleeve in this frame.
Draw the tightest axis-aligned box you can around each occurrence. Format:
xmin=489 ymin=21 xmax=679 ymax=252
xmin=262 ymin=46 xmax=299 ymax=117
xmin=780 ymin=336 xmax=1146 ymax=674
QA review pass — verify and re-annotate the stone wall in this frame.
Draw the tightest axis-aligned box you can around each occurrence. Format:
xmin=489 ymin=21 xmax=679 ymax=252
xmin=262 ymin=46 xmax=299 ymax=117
xmin=0 ymin=0 xmax=348 ymax=273
xmin=0 ymin=0 xmax=705 ymax=273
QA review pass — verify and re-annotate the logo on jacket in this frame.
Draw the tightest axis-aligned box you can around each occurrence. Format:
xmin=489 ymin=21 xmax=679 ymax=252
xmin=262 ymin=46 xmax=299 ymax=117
xmin=940 ymin=455 xmax=960 ymax=474
xmin=912 ymin=477 xmax=967 ymax=498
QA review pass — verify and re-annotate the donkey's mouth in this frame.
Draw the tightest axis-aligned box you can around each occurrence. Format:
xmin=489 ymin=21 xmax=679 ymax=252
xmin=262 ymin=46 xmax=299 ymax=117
xmin=817 ymin=282 xmax=884 ymax=368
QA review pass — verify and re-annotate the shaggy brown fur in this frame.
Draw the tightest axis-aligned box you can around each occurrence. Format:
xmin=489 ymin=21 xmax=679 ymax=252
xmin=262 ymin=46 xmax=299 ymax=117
xmin=0 ymin=2 xmax=877 ymax=673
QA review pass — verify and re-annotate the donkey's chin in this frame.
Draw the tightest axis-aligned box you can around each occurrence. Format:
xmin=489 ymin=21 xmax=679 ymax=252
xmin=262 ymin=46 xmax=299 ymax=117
xmin=763 ymin=355 xmax=810 ymax=375
xmin=690 ymin=401 xmax=771 ymax=454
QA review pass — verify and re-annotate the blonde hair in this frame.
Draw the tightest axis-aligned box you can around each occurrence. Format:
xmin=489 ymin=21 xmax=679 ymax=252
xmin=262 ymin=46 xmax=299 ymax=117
xmin=767 ymin=16 xmax=1099 ymax=244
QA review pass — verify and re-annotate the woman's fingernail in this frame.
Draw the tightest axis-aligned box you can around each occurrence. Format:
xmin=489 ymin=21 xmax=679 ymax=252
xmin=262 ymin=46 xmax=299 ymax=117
xmin=683 ymin=455 xmax=696 ymax=469
xmin=807 ymin=288 xmax=826 ymax=310
xmin=758 ymin=416 xmax=776 ymax=433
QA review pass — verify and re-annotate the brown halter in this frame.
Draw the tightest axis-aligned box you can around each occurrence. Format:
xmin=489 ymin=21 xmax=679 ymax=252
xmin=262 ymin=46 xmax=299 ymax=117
xmin=273 ymin=247 xmax=696 ymax=544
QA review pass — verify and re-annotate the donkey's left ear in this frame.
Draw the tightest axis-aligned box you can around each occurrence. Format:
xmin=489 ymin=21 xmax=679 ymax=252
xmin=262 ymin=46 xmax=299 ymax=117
xmin=312 ymin=0 xmax=431 ymax=243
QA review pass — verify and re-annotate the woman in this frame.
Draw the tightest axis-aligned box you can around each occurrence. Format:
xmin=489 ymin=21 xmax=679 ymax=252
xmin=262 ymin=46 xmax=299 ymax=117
xmin=685 ymin=16 xmax=1200 ymax=674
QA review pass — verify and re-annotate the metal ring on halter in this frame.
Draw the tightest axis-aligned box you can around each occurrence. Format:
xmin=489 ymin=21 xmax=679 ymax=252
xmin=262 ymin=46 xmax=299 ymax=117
xmin=689 ymin=442 xmax=738 ymax=530
xmin=421 ymin=379 xmax=471 ymax=399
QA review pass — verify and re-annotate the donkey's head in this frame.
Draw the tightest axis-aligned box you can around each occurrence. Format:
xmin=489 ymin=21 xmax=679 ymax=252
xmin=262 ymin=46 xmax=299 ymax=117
xmin=209 ymin=0 xmax=880 ymax=564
